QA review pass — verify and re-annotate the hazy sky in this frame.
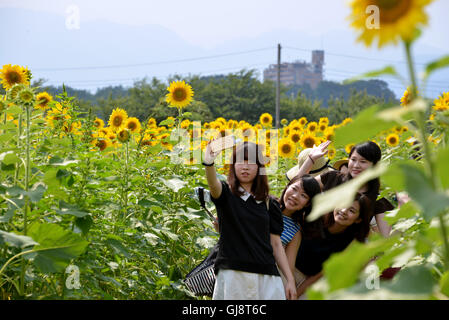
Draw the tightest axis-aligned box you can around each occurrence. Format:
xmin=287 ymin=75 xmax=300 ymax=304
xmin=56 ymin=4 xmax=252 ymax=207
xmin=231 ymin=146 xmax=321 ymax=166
xmin=1 ymin=0 xmax=448 ymax=50
xmin=1 ymin=0 xmax=448 ymax=98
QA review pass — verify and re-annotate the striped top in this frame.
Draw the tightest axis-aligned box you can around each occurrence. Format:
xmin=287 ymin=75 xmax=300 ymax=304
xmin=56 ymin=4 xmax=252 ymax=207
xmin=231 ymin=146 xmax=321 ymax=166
xmin=280 ymin=215 xmax=301 ymax=247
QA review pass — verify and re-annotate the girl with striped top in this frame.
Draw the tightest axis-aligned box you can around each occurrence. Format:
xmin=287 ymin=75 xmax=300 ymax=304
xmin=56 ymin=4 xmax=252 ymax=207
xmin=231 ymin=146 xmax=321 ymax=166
xmin=276 ymin=175 xmax=321 ymax=286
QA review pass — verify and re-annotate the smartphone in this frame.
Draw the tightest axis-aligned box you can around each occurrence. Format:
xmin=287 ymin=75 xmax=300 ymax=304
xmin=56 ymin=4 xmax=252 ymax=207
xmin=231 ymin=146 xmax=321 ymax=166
xmin=209 ymin=135 xmax=236 ymax=153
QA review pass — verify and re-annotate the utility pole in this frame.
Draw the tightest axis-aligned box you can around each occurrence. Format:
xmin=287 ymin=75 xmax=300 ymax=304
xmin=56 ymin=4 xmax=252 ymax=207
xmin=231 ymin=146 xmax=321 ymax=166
xmin=276 ymin=43 xmax=281 ymax=129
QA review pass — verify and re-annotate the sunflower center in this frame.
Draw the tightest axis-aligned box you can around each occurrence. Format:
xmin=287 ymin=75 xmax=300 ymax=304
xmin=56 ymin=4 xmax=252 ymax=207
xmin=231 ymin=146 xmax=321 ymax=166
xmin=113 ymin=116 xmax=123 ymax=127
xmin=282 ymin=144 xmax=292 ymax=154
xmin=304 ymin=137 xmax=315 ymax=148
xmin=6 ymin=71 xmax=21 ymax=84
xmin=128 ymin=122 xmax=136 ymax=130
xmin=173 ymin=88 xmax=187 ymax=101
xmin=376 ymin=0 xmax=412 ymax=24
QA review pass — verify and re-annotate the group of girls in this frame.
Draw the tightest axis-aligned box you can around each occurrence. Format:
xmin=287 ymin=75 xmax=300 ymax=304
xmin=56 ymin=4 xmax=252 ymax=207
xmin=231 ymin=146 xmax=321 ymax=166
xmin=203 ymin=138 xmax=400 ymax=300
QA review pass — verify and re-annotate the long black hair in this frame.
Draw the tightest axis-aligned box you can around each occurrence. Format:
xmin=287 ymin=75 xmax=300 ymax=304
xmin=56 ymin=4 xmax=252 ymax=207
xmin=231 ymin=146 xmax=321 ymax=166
xmin=278 ymin=174 xmax=321 ymax=225
xmin=346 ymin=141 xmax=381 ymax=202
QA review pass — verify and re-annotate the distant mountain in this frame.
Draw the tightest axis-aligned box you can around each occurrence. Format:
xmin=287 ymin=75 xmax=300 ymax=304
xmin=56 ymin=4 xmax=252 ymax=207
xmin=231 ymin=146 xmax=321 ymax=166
xmin=1 ymin=8 xmax=447 ymax=100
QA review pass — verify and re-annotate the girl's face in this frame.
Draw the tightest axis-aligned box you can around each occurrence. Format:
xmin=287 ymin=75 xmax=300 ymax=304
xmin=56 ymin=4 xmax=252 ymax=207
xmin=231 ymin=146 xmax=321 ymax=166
xmin=348 ymin=150 xmax=373 ymax=178
xmin=333 ymin=200 xmax=361 ymax=227
xmin=234 ymin=160 xmax=259 ymax=184
xmin=283 ymin=180 xmax=310 ymax=212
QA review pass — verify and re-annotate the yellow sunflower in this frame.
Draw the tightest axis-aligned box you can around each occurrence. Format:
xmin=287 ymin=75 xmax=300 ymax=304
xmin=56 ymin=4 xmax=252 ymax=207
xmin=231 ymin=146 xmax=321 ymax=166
xmin=433 ymin=92 xmax=449 ymax=112
xmin=180 ymin=119 xmax=191 ymax=129
xmin=125 ymin=117 xmax=142 ymax=133
xmin=342 ymin=118 xmax=353 ymax=126
xmin=35 ymin=92 xmax=53 ymax=110
xmin=93 ymin=117 xmax=105 ymax=129
xmin=260 ymin=113 xmax=273 ymax=127
xmin=95 ymin=138 xmax=112 ymax=151
xmin=0 ymin=64 xmax=30 ymax=90
xmin=108 ymin=108 xmax=128 ymax=131
xmin=318 ymin=123 xmax=328 ymax=132
xmin=324 ymin=129 xmax=335 ymax=142
xmin=400 ymin=87 xmax=411 ymax=107
xmin=307 ymin=121 xmax=318 ymax=133
xmin=299 ymin=117 xmax=307 ymax=126
xmin=165 ymin=80 xmax=194 ymax=109
xmin=386 ymin=133 xmax=399 ymax=147
xmin=281 ymin=118 xmax=288 ymax=126
xmin=300 ymin=133 xmax=318 ymax=149
xmin=328 ymin=147 xmax=337 ymax=160
xmin=288 ymin=131 xmax=302 ymax=144
xmin=345 ymin=143 xmax=355 ymax=154
xmin=279 ymin=138 xmax=296 ymax=158
xmin=319 ymin=117 xmax=329 ymax=125
xmin=348 ymin=0 xmax=433 ymax=48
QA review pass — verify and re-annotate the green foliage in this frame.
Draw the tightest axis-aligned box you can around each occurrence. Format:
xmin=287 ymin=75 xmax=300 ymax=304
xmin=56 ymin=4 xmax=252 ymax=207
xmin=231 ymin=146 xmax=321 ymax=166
xmin=36 ymin=71 xmax=397 ymax=126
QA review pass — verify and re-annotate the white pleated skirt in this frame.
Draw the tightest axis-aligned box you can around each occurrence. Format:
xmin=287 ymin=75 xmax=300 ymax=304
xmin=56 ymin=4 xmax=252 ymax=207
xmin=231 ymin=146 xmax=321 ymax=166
xmin=212 ymin=269 xmax=286 ymax=300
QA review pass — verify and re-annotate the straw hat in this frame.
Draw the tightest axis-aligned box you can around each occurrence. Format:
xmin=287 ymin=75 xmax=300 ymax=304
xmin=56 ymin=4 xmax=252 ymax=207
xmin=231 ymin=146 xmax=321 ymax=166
xmin=286 ymin=148 xmax=333 ymax=180
xmin=333 ymin=158 xmax=349 ymax=171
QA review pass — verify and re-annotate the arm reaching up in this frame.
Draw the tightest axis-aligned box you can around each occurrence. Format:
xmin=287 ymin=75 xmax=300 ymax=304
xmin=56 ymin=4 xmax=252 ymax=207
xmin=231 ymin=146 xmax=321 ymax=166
xmin=203 ymin=140 xmax=222 ymax=199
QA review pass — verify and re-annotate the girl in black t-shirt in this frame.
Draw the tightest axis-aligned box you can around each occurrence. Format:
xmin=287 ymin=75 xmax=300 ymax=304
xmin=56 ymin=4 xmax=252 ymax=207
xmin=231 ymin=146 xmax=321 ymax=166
xmin=295 ymin=192 xmax=373 ymax=297
xmin=203 ymin=141 xmax=297 ymax=300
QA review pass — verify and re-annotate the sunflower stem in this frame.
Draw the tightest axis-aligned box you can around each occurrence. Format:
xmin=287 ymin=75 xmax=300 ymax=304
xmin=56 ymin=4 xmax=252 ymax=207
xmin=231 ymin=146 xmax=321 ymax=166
xmin=405 ymin=40 xmax=449 ymax=269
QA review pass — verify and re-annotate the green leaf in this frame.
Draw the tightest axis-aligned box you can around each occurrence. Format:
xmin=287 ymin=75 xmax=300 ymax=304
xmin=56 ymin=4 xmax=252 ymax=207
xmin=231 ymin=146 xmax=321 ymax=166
xmin=308 ymin=163 xmax=387 ymax=222
xmin=399 ymin=163 xmax=449 ymax=221
xmin=383 ymin=201 xmax=419 ymax=225
xmin=344 ymin=65 xmax=399 ymax=84
xmin=0 ymin=206 xmax=15 ymax=223
xmin=106 ymin=238 xmax=131 ymax=258
xmin=435 ymin=147 xmax=449 ymax=190
xmin=0 ymin=132 xmax=15 ymax=143
xmin=56 ymin=201 xmax=90 ymax=218
xmin=0 ymin=151 xmax=20 ymax=165
xmin=439 ymin=271 xmax=449 ymax=298
xmin=377 ymin=98 xmax=427 ymax=122
xmin=160 ymin=177 xmax=187 ymax=193
xmin=0 ymin=122 xmax=17 ymax=130
xmin=383 ymin=265 xmax=435 ymax=295
xmin=6 ymin=105 xmax=23 ymax=115
xmin=149 ymin=205 xmax=163 ymax=214
xmin=25 ymin=223 xmax=89 ymax=273
xmin=423 ymin=55 xmax=449 ymax=79
xmin=75 ymin=215 xmax=93 ymax=236
xmin=333 ymin=105 xmax=397 ymax=148
xmin=0 ymin=230 xmax=38 ymax=248
xmin=26 ymin=183 xmax=47 ymax=203
xmin=381 ymin=160 xmax=423 ymax=192
xmin=158 ymin=118 xmax=175 ymax=127
xmin=323 ymin=237 xmax=397 ymax=292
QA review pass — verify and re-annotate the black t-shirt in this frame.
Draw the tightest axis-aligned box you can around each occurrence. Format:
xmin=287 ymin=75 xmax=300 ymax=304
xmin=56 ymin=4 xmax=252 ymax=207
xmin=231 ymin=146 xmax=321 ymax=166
xmin=295 ymin=227 xmax=355 ymax=276
xmin=211 ymin=181 xmax=283 ymax=276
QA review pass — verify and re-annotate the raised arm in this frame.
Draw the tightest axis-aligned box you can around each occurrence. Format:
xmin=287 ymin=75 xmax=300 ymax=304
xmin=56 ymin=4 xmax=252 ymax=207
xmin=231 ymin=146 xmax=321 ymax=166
xmin=203 ymin=141 xmax=222 ymax=199
xmin=295 ymin=140 xmax=332 ymax=178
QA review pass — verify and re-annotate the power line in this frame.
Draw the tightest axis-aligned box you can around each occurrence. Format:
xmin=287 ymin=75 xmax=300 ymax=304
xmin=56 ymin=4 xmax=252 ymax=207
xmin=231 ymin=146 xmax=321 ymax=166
xmin=33 ymin=47 xmax=275 ymax=72
xmin=283 ymin=45 xmax=429 ymax=66
xmin=42 ymin=62 xmax=274 ymax=86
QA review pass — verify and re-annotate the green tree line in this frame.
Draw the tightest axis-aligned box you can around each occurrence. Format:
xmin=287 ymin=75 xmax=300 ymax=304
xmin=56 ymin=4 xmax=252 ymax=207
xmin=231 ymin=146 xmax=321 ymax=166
xmin=26 ymin=69 xmax=398 ymax=124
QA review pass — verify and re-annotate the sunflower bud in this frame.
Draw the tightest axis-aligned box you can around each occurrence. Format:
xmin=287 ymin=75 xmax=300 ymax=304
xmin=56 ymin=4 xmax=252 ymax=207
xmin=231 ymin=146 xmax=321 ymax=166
xmin=18 ymin=87 xmax=36 ymax=106
xmin=117 ymin=128 xmax=130 ymax=143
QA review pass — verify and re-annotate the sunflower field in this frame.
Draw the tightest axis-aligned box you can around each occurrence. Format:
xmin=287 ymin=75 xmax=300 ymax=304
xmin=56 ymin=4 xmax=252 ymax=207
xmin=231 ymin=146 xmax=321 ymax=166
xmin=1 ymin=0 xmax=449 ymax=300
